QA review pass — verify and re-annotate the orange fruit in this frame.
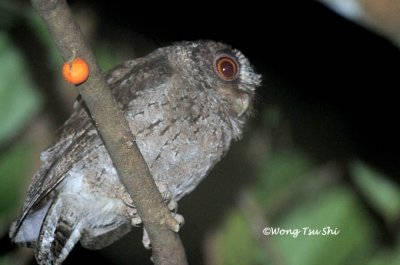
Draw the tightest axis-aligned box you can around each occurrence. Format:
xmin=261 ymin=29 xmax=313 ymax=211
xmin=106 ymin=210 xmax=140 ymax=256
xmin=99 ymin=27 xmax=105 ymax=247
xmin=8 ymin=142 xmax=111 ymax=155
xmin=62 ymin=58 xmax=90 ymax=85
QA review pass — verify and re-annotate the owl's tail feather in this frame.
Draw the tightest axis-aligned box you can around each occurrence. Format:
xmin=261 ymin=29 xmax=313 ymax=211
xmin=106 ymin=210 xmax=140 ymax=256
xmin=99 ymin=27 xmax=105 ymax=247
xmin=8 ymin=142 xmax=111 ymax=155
xmin=35 ymin=197 xmax=82 ymax=265
xmin=10 ymin=198 xmax=53 ymax=248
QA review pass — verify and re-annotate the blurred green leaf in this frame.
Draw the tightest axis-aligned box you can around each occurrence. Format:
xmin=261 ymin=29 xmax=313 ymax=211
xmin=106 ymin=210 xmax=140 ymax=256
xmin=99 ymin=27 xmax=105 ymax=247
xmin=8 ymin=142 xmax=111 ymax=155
xmin=365 ymin=242 xmax=400 ymax=265
xmin=94 ymin=42 xmax=125 ymax=72
xmin=0 ymin=32 xmax=41 ymax=144
xmin=218 ymin=185 xmax=375 ymax=265
xmin=351 ymin=160 xmax=400 ymax=223
xmin=220 ymin=210 xmax=262 ymax=265
xmin=275 ymin=186 xmax=374 ymax=265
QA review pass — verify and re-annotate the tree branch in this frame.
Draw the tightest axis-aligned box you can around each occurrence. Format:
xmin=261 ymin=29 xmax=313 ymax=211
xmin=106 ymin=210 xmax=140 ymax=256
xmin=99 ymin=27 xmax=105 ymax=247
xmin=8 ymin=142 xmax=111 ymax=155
xmin=30 ymin=0 xmax=187 ymax=264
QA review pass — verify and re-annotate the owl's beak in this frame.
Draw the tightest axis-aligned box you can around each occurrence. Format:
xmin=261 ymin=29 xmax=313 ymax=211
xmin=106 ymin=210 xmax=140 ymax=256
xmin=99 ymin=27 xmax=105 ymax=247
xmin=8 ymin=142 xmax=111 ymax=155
xmin=237 ymin=94 xmax=250 ymax=117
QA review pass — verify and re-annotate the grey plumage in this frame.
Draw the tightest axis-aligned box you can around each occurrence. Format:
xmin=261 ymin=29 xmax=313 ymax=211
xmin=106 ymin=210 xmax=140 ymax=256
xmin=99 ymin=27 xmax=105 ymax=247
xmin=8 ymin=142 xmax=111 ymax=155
xmin=10 ymin=40 xmax=261 ymax=265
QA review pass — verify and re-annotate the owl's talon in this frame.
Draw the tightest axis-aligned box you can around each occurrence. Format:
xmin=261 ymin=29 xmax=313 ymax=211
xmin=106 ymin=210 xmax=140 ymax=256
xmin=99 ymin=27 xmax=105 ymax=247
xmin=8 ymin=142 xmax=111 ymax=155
xmin=166 ymin=217 xmax=180 ymax=232
xmin=165 ymin=213 xmax=184 ymax=232
xmin=173 ymin=213 xmax=185 ymax=227
xmin=167 ymin=200 xmax=178 ymax=213
xmin=122 ymin=195 xmax=134 ymax=208
xmin=141 ymin=212 xmax=184 ymax=250
xmin=131 ymin=216 xmax=142 ymax=226
xmin=156 ymin=182 xmax=171 ymax=202
xmin=127 ymin=207 xmax=138 ymax=218
xmin=142 ymin=228 xmax=151 ymax=249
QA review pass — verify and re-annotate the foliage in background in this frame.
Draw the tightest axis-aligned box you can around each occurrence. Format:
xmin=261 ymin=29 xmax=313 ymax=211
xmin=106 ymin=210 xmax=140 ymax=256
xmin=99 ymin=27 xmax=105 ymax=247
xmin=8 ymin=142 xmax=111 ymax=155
xmin=0 ymin=33 xmax=41 ymax=145
xmin=0 ymin=2 xmax=42 ymax=239
xmin=0 ymin=0 xmax=125 ymax=244
xmin=213 ymin=109 xmax=400 ymax=265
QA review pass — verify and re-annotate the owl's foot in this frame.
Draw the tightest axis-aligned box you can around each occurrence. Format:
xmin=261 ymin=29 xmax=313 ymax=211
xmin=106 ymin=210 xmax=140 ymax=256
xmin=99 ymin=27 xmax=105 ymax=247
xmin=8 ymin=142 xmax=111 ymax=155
xmin=121 ymin=181 xmax=185 ymax=242
xmin=127 ymin=206 xmax=183 ymax=230
xmin=141 ymin=210 xmax=185 ymax=250
xmin=131 ymin=215 xmax=142 ymax=226
xmin=164 ymin=198 xmax=184 ymax=232
xmin=167 ymin=199 xmax=178 ymax=212
xmin=116 ymin=185 xmax=143 ymax=226
xmin=140 ymin=183 xmax=185 ymax=249
xmin=141 ymin=213 xmax=184 ymax=250
xmin=168 ymin=212 xmax=185 ymax=232
xmin=123 ymin=201 xmax=142 ymax=226
xmin=155 ymin=181 xmax=185 ymax=232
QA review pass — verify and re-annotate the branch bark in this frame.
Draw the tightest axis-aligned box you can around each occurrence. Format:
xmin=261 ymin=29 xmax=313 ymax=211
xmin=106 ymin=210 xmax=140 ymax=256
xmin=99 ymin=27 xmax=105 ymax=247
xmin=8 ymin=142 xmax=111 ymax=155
xmin=30 ymin=1 xmax=187 ymax=264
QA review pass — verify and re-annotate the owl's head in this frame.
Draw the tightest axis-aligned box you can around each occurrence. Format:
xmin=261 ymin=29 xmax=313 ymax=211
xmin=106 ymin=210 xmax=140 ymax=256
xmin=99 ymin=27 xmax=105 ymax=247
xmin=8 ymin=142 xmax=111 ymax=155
xmin=168 ymin=41 xmax=261 ymax=136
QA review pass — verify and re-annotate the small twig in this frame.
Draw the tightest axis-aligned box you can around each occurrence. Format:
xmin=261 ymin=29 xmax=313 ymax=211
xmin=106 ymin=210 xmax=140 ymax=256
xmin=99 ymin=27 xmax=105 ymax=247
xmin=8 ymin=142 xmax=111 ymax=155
xmin=30 ymin=0 xmax=187 ymax=264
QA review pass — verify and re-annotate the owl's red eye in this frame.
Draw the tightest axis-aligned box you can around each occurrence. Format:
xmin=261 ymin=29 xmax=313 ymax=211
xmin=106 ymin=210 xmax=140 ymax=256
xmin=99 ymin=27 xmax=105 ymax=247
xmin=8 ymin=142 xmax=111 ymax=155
xmin=214 ymin=56 xmax=238 ymax=81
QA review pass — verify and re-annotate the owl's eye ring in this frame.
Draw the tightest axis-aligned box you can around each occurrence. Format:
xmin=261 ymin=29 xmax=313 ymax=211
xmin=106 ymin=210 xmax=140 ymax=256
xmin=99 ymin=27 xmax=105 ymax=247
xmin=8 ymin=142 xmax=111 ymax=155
xmin=214 ymin=55 xmax=239 ymax=81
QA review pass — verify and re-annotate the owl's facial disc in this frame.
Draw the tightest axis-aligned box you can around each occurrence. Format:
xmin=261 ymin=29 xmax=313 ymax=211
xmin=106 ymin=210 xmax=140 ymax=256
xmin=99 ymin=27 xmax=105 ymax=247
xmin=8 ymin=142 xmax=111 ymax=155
xmin=211 ymin=51 xmax=253 ymax=117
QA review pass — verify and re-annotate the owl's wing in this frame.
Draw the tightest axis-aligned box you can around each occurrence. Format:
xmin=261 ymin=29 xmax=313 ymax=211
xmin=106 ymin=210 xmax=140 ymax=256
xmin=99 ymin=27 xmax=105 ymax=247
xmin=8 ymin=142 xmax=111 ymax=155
xmin=11 ymin=55 xmax=173 ymax=239
xmin=10 ymin=100 xmax=97 ymax=240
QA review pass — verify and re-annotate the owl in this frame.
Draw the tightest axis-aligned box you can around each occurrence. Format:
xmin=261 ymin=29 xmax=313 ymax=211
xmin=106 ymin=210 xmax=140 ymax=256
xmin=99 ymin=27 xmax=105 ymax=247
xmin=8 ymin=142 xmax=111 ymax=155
xmin=9 ymin=40 xmax=261 ymax=265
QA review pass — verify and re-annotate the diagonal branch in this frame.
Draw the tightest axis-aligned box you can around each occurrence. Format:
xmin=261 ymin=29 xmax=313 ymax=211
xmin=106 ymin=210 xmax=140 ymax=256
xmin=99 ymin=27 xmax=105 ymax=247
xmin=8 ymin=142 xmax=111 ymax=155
xmin=30 ymin=0 xmax=188 ymax=264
